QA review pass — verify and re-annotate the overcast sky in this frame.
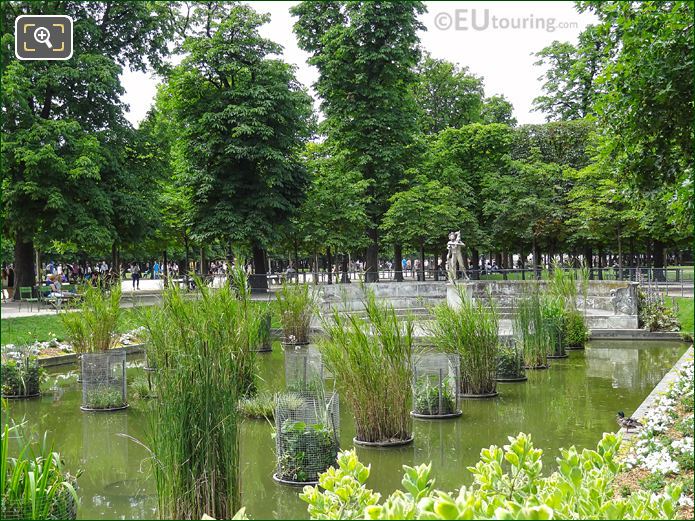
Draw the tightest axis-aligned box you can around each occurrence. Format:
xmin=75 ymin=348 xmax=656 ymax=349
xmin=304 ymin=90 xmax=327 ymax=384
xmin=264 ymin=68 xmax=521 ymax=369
xmin=120 ymin=1 xmax=597 ymax=127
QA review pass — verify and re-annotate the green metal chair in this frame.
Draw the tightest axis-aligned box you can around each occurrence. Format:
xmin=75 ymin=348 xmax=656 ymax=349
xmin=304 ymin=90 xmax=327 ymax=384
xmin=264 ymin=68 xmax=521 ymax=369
xmin=18 ymin=286 xmax=39 ymax=312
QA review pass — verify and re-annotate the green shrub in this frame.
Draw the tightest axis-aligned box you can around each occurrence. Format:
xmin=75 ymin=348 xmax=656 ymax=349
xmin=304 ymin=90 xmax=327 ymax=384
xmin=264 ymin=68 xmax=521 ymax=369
xmin=1 ymin=356 xmax=43 ymax=397
xmin=638 ymin=289 xmax=681 ymax=332
xmin=563 ymin=309 xmax=588 ymax=347
xmin=130 ymin=376 xmax=154 ymax=400
xmin=300 ymin=433 xmax=683 ymax=520
xmin=496 ymin=342 xmax=525 ymax=380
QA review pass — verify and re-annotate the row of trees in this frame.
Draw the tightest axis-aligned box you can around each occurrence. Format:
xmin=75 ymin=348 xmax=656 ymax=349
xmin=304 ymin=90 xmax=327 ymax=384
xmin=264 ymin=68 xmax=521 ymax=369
xmin=2 ymin=2 xmax=692 ymax=294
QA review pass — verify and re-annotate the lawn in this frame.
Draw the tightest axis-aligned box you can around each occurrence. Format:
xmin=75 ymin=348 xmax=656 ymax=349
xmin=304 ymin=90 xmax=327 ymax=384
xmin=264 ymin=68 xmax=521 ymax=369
xmin=675 ymin=297 xmax=693 ymax=334
xmin=1 ymin=301 xmax=279 ymax=346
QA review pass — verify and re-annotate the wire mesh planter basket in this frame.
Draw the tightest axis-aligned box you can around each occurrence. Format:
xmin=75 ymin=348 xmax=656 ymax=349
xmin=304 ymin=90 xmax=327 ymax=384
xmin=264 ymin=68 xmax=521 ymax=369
xmin=496 ymin=340 xmax=527 ymax=382
xmin=1 ymin=484 xmax=78 ymax=520
xmin=412 ymin=352 xmax=461 ymax=418
xmin=284 ymin=345 xmax=326 ymax=392
xmin=80 ymin=349 xmax=128 ymax=411
xmin=1 ymin=354 xmax=42 ymax=398
xmin=273 ymin=391 xmax=340 ymax=486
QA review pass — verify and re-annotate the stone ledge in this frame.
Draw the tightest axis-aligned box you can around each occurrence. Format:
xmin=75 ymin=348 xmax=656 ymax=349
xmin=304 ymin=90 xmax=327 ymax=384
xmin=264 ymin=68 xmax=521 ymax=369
xmin=590 ymin=329 xmax=687 ymax=341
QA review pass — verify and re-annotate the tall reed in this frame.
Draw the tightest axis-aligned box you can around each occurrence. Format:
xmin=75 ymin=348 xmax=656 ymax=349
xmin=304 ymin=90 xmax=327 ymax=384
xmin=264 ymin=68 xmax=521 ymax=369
xmin=319 ymin=289 xmax=413 ymax=443
xmin=60 ymin=285 xmax=121 ymax=353
xmin=1 ymin=422 xmax=79 ymax=520
xmin=428 ymin=286 xmax=499 ymax=395
xmin=276 ymin=282 xmax=315 ymax=344
xmin=143 ymin=280 xmax=257 ymax=519
xmin=547 ymin=264 xmax=588 ymax=348
xmin=515 ymin=289 xmax=552 ymax=368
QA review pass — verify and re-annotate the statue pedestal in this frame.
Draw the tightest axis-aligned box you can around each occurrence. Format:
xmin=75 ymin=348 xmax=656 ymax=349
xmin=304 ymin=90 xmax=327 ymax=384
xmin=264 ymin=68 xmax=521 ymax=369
xmin=446 ymin=281 xmax=475 ymax=310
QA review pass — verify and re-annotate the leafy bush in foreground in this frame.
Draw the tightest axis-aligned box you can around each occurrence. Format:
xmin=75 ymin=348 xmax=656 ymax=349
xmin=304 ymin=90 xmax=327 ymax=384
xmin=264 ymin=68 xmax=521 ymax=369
xmin=300 ymin=433 xmax=682 ymax=519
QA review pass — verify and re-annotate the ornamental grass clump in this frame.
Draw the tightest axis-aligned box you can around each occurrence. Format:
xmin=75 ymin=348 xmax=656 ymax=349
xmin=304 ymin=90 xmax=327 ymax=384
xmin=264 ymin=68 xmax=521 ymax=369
xmin=143 ymin=278 xmax=258 ymax=520
xmin=320 ymin=289 xmax=413 ymax=444
xmin=60 ymin=285 xmax=121 ymax=354
xmin=515 ymin=290 xmax=552 ymax=369
xmin=547 ymin=265 xmax=589 ymax=348
xmin=276 ymin=282 xmax=315 ymax=344
xmin=428 ymin=287 xmax=498 ymax=396
xmin=1 ymin=423 xmax=80 ymax=520
xmin=543 ymin=295 xmax=567 ymax=358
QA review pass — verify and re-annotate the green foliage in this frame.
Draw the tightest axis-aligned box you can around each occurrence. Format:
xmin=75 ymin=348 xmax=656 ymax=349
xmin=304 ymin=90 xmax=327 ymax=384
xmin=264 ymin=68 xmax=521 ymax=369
xmin=162 ymin=2 xmax=313 ymax=252
xmin=1 ymin=423 xmax=79 ymax=520
xmin=496 ymin=342 xmax=525 ymax=380
xmin=276 ymin=419 xmax=337 ymax=483
xmin=480 ymin=95 xmax=516 ymax=126
xmin=1 ymin=356 xmax=43 ymax=397
xmin=515 ymin=291 xmax=552 ymax=368
xmin=276 ymin=283 xmax=315 ymax=344
xmin=542 ymin=296 xmax=567 ymax=358
xmin=412 ymin=52 xmax=484 ymax=134
xmin=83 ymin=387 xmax=125 ymax=410
xmin=563 ymin=310 xmax=588 ymax=347
xmin=320 ymin=288 xmax=414 ymax=443
xmin=412 ymin=376 xmax=457 ymax=416
xmin=238 ymin=393 xmax=274 ymax=420
xmin=301 ymin=433 xmax=683 ymax=520
xmin=511 ymin=120 xmax=594 ymax=170
xmin=638 ymin=289 xmax=681 ymax=332
xmin=129 ymin=376 xmax=154 ymax=401
xmin=428 ymin=288 xmax=498 ymax=395
xmin=60 ymin=286 xmax=121 ymax=353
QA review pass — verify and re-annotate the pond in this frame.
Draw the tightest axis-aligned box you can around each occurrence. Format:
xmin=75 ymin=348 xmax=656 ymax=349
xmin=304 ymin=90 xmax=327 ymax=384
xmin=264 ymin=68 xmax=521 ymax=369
xmin=3 ymin=340 xmax=687 ymax=520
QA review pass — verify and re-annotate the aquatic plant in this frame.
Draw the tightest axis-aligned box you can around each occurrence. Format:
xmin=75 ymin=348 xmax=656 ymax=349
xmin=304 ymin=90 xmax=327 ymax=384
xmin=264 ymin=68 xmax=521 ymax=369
xmin=276 ymin=282 xmax=315 ymax=344
xmin=319 ymin=289 xmax=413 ymax=444
xmin=1 ymin=423 xmax=79 ymax=520
xmin=515 ymin=290 xmax=552 ymax=369
xmin=563 ymin=309 xmax=589 ymax=347
xmin=1 ymin=355 xmax=43 ymax=398
xmin=83 ymin=387 xmax=125 ymax=410
xmin=496 ymin=342 xmax=525 ymax=380
xmin=238 ymin=392 xmax=275 ymax=420
xmin=60 ymin=285 xmax=121 ymax=354
xmin=144 ymin=281 xmax=257 ymax=519
xmin=412 ymin=375 xmax=457 ymax=416
xmin=428 ymin=287 xmax=498 ymax=396
xmin=543 ymin=295 xmax=567 ymax=358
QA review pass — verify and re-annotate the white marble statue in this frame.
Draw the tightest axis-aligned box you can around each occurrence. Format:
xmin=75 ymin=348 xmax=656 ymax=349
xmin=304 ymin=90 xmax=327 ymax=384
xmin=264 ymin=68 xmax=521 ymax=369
xmin=446 ymin=231 xmax=468 ymax=281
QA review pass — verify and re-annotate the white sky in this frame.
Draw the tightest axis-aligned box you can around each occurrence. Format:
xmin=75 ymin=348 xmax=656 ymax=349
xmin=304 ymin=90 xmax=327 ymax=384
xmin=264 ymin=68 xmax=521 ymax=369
xmin=120 ymin=1 xmax=597 ymax=127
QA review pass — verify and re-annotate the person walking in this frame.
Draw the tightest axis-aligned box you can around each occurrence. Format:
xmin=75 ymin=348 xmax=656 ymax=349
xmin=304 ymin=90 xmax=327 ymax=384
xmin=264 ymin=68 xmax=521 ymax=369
xmin=1 ymin=267 xmax=8 ymax=302
xmin=7 ymin=265 xmax=15 ymax=300
xmin=153 ymin=261 xmax=160 ymax=280
xmin=131 ymin=263 xmax=141 ymax=290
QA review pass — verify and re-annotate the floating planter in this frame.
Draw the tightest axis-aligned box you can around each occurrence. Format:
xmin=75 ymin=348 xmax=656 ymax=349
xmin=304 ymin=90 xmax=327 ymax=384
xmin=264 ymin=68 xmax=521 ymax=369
xmin=412 ymin=352 xmax=461 ymax=419
xmin=284 ymin=345 xmax=324 ymax=392
xmin=273 ymin=391 xmax=339 ymax=486
xmin=80 ymin=348 xmax=128 ymax=411
xmin=496 ymin=341 xmax=527 ymax=382
xmin=1 ymin=353 xmax=42 ymax=398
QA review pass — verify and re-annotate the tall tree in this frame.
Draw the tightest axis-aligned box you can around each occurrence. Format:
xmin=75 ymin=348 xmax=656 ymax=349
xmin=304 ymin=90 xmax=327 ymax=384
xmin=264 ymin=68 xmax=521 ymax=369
xmin=480 ymin=95 xmax=517 ymax=126
xmin=412 ymin=52 xmax=484 ymax=134
xmin=292 ymin=1 xmax=426 ymax=282
xmin=164 ymin=2 xmax=313 ymax=290
xmin=532 ymin=26 xmax=607 ymax=120
xmin=1 ymin=1 xmax=176 ymax=295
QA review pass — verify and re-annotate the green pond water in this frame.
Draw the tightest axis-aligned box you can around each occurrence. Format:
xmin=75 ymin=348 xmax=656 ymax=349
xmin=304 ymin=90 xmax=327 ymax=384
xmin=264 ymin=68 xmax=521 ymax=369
xmin=3 ymin=340 xmax=687 ymax=520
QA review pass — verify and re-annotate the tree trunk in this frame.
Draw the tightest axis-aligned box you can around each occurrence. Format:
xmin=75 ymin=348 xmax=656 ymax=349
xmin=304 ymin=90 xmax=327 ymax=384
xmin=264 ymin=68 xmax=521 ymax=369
xmin=163 ymin=249 xmax=169 ymax=288
xmin=583 ymin=245 xmax=593 ymax=280
xmin=111 ymin=242 xmax=118 ymax=275
xmin=495 ymin=252 xmax=503 ymax=269
xmin=326 ymin=247 xmax=333 ymax=285
xmin=597 ymin=248 xmax=604 ymax=280
xmin=433 ymin=252 xmax=439 ymax=281
xmin=250 ymin=244 xmax=268 ymax=292
xmin=419 ymin=240 xmax=425 ymax=281
xmin=652 ymin=239 xmax=666 ymax=281
xmin=341 ymin=253 xmax=350 ymax=283
xmin=200 ymin=247 xmax=207 ymax=276
xmin=471 ymin=249 xmax=480 ymax=280
xmin=394 ymin=243 xmax=404 ymax=282
xmin=184 ymin=235 xmax=190 ymax=280
xmin=364 ymin=227 xmax=379 ymax=283
xmin=617 ymin=227 xmax=623 ymax=280
xmin=532 ymin=238 xmax=540 ymax=279
xmin=13 ymin=236 xmax=35 ymax=300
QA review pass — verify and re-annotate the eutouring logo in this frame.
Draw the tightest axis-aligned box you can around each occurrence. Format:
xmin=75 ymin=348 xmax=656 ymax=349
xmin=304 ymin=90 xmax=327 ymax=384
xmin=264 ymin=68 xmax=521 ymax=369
xmin=433 ymin=9 xmax=578 ymax=33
